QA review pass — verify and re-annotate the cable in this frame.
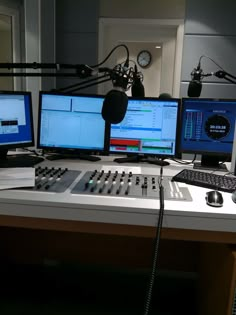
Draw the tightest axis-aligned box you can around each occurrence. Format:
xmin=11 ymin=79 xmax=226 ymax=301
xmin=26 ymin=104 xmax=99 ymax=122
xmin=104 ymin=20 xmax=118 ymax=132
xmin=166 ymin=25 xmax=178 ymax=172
xmin=171 ymin=154 xmax=197 ymax=165
xmin=198 ymin=55 xmax=225 ymax=71
xmin=90 ymin=44 xmax=130 ymax=68
xmin=143 ymin=165 xmax=165 ymax=315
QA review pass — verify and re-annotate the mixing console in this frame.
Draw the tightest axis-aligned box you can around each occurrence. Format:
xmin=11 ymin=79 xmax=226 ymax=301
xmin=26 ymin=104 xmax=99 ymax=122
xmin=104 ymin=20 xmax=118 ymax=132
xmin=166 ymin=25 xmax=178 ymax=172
xmin=71 ymin=170 xmax=192 ymax=201
xmin=20 ymin=167 xmax=191 ymax=201
xmin=26 ymin=166 xmax=81 ymax=193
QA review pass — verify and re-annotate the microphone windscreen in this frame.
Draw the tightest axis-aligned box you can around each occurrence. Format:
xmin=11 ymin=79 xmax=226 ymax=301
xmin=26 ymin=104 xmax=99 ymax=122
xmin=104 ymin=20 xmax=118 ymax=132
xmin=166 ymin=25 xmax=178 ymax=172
xmin=187 ymin=80 xmax=202 ymax=97
xmin=131 ymin=79 xmax=145 ymax=97
xmin=102 ymin=89 xmax=128 ymax=124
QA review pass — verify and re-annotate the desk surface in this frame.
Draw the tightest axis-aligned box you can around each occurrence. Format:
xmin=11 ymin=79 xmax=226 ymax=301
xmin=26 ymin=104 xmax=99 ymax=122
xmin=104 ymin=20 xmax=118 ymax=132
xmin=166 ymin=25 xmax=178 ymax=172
xmin=0 ymin=156 xmax=235 ymax=234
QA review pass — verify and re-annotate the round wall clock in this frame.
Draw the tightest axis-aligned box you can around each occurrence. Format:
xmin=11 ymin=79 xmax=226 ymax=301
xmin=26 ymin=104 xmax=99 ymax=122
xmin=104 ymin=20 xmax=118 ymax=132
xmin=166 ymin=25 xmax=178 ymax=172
xmin=137 ymin=50 xmax=152 ymax=68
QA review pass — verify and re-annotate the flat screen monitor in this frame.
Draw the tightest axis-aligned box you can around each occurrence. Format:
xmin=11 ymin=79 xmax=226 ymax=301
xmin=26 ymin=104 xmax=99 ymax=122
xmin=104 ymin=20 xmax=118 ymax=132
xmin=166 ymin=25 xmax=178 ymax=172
xmin=179 ymin=98 xmax=236 ymax=170
xmin=37 ymin=92 xmax=110 ymax=160
xmin=109 ymin=97 xmax=181 ymax=164
xmin=0 ymin=91 xmax=34 ymax=157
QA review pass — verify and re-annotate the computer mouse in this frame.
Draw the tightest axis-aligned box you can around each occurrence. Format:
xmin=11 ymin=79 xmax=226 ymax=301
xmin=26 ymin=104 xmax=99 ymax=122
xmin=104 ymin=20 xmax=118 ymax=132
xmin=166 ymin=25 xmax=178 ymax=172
xmin=205 ymin=190 xmax=224 ymax=207
xmin=232 ymin=191 xmax=236 ymax=203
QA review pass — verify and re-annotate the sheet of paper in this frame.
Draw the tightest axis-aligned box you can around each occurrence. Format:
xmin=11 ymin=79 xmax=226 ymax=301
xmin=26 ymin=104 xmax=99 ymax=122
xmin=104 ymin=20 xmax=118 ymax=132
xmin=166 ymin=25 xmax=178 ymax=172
xmin=0 ymin=167 xmax=35 ymax=190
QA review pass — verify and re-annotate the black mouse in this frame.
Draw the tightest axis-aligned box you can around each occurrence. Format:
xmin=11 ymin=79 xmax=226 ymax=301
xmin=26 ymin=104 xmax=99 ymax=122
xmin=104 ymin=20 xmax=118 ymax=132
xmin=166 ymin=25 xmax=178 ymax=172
xmin=205 ymin=190 xmax=224 ymax=207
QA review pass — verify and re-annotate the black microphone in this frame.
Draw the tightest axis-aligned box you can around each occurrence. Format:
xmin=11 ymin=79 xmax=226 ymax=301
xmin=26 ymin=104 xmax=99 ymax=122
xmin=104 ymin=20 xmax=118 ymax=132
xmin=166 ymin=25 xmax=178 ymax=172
xmin=102 ymin=64 xmax=130 ymax=124
xmin=131 ymin=65 xmax=145 ymax=97
xmin=102 ymin=88 xmax=128 ymax=124
xmin=187 ymin=80 xmax=202 ymax=97
xmin=187 ymin=61 xmax=203 ymax=97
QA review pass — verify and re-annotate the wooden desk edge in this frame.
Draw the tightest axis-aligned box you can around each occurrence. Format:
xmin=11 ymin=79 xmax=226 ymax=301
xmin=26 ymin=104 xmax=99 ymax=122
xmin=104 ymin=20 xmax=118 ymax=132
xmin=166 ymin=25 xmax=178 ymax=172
xmin=0 ymin=214 xmax=236 ymax=244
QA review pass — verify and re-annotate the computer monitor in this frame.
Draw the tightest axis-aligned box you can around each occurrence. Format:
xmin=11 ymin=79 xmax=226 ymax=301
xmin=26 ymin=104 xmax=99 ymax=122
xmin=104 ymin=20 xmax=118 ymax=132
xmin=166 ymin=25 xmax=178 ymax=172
xmin=37 ymin=92 xmax=110 ymax=160
xmin=0 ymin=91 xmax=34 ymax=159
xmin=179 ymin=98 xmax=236 ymax=170
xmin=109 ymin=97 xmax=181 ymax=165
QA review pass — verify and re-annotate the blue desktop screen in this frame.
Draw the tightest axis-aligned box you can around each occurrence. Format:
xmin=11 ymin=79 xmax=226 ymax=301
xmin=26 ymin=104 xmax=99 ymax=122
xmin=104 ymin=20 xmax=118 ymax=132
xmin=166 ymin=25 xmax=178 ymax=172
xmin=180 ymin=98 xmax=236 ymax=156
xmin=109 ymin=97 xmax=180 ymax=157
xmin=0 ymin=92 xmax=34 ymax=148
xmin=38 ymin=92 xmax=108 ymax=152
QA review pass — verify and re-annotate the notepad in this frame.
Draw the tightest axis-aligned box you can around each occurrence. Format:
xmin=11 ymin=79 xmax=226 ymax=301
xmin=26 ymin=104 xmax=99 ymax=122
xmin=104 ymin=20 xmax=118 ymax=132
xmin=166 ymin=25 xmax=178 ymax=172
xmin=0 ymin=168 xmax=35 ymax=190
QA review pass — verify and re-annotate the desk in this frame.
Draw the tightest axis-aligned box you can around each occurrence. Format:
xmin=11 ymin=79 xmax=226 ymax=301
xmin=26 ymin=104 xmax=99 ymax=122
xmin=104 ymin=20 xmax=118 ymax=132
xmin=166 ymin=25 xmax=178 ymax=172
xmin=0 ymin=157 xmax=236 ymax=314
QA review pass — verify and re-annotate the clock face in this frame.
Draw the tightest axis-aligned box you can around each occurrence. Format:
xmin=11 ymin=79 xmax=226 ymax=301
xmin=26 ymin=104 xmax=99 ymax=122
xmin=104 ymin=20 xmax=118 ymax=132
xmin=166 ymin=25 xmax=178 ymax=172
xmin=137 ymin=50 xmax=152 ymax=68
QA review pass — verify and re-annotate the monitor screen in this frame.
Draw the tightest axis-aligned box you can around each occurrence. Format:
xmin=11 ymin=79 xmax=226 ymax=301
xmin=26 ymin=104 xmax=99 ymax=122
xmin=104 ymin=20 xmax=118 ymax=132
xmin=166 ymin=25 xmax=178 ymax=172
xmin=0 ymin=91 xmax=34 ymax=152
xmin=37 ymin=92 xmax=109 ymax=155
xmin=179 ymin=98 xmax=236 ymax=170
xmin=109 ymin=97 xmax=181 ymax=158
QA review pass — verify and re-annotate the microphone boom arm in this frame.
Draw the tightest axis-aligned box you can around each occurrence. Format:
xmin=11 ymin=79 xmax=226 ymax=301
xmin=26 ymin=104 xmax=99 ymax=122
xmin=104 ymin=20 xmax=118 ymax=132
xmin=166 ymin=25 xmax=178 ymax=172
xmin=214 ymin=70 xmax=236 ymax=84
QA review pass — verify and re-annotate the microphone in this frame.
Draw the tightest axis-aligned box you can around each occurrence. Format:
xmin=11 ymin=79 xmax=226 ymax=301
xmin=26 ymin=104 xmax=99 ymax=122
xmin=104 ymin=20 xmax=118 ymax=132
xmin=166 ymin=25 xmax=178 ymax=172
xmin=102 ymin=88 xmax=128 ymax=124
xmin=187 ymin=61 xmax=203 ymax=97
xmin=131 ymin=65 xmax=145 ymax=97
xmin=101 ymin=63 xmax=131 ymax=124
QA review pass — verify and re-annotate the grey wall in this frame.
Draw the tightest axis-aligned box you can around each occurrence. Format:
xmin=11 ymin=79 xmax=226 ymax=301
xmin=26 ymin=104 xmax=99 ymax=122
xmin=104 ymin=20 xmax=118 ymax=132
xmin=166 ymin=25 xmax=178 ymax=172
xmin=2 ymin=0 xmax=236 ymax=100
xmin=180 ymin=0 xmax=236 ymax=98
xmin=56 ymin=0 xmax=99 ymax=93
xmin=41 ymin=0 xmax=56 ymax=91
xmin=55 ymin=0 xmax=236 ymax=99
xmin=99 ymin=0 xmax=186 ymax=19
xmin=0 ymin=0 xmax=22 ymax=9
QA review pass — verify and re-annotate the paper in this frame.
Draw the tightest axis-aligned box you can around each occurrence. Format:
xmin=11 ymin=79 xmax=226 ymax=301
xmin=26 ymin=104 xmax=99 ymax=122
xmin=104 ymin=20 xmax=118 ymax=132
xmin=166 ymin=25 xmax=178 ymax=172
xmin=0 ymin=168 xmax=35 ymax=190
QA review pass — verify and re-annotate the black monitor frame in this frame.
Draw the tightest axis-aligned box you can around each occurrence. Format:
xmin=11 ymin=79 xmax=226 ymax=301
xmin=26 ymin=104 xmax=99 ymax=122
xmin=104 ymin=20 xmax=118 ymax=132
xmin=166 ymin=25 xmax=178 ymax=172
xmin=109 ymin=96 xmax=182 ymax=164
xmin=179 ymin=98 xmax=236 ymax=171
xmin=0 ymin=90 xmax=34 ymax=159
xmin=37 ymin=91 xmax=110 ymax=160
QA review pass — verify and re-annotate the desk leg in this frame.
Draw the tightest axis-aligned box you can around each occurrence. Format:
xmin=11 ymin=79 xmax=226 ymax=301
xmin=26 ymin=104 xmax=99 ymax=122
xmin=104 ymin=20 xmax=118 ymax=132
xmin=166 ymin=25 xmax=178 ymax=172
xmin=198 ymin=243 xmax=236 ymax=315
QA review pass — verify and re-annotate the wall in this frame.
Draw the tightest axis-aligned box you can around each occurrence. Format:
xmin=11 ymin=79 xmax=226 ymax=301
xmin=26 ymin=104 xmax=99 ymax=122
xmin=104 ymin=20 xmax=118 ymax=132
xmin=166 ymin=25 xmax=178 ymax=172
xmin=54 ymin=0 xmax=185 ymax=94
xmin=180 ymin=0 xmax=236 ymax=98
xmin=117 ymin=42 xmax=162 ymax=97
xmin=0 ymin=0 xmax=22 ymax=9
xmin=40 ymin=0 xmax=56 ymax=91
xmin=98 ymin=19 xmax=180 ymax=97
xmin=99 ymin=0 xmax=186 ymax=19
xmin=0 ymin=29 xmax=13 ymax=90
xmin=56 ymin=0 xmax=99 ymax=93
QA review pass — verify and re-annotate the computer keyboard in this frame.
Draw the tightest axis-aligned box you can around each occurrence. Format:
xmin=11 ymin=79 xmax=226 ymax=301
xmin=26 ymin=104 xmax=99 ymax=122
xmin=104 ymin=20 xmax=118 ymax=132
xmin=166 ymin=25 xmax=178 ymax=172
xmin=0 ymin=155 xmax=44 ymax=168
xmin=171 ymin=168 xmax=236 ymax=193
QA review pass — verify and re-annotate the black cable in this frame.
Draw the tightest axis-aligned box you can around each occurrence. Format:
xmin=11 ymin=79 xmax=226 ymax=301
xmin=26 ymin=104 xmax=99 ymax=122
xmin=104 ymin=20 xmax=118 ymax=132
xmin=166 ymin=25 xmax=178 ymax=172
xmin=143 ymin=165 xmax=165 ymax=315
xmin=90 ymin=44 xmax=130 ymax=68
xmin=198 ymin=55 xmax=225 ymax=71
xmin=171 ymin=154 xmax=197 ymax=165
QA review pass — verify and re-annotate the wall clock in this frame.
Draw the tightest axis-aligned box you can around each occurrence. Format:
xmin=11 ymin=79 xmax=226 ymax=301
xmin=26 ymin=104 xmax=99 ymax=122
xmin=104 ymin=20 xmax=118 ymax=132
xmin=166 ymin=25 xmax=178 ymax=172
xmin=137 ymin=50 xmax=152 ymax=68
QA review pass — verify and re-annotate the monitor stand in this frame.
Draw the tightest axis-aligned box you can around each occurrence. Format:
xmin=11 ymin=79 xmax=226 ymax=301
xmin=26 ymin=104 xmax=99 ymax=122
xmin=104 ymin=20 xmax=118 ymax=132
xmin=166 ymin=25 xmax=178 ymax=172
xmin=193 ymin=155 xmax=228 ymax=172
xmin=0 ymin=149 xmax=44 ymax=167
xmin=113 ymin=155 xmax=169 ymax=166
xmin=46 ymin=152 xmax=101 ymax=162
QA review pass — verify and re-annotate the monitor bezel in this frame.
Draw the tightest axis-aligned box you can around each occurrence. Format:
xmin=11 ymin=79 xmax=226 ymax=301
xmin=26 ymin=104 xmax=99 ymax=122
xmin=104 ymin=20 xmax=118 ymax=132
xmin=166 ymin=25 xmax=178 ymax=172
xmin=178 ymin=97 xmax=236 ymax=158
xmin=0 ymin=90 xmax=35 ymax=150
xmin=109 ymin=96 xmax=182 ymax=159
xmin=37 ymin=91 xmax=110 ymax=156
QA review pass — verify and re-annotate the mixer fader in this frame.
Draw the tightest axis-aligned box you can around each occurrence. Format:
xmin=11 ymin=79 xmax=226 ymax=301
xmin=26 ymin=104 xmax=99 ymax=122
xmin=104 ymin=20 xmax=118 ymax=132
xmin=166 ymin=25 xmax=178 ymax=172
xmin=26 ymin=166 xmax=81 ymax=193
xmin=71 ymin=170 xmax=192 ymax=201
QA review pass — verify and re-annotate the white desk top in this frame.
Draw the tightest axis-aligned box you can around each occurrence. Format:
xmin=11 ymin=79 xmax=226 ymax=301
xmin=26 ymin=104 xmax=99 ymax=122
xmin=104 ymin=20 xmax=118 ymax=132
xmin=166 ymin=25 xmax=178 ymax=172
xmin=0 ymin=156 xmax=235 ymax=233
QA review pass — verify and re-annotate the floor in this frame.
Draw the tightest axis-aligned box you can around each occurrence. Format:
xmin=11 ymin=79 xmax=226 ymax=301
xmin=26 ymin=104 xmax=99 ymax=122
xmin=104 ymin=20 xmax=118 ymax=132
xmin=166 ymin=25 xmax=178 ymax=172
xmin=0 ymin=262 xmax=197 ymax=315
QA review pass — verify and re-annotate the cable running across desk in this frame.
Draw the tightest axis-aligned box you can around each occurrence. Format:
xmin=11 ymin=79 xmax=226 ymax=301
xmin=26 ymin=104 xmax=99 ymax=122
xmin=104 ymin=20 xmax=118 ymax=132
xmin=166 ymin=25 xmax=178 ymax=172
xmin=172 ymin=168 xmax=236 ymax=193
